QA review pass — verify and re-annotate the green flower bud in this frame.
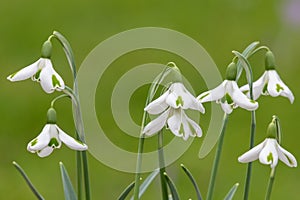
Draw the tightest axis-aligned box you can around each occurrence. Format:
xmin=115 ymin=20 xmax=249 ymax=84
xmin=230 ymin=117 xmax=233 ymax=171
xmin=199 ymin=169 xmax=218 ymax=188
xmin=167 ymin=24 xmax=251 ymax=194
xmin=266 ymin=121 xmax=277 ymax=139
xmin=47 ymin=108 xmax=57 ymax=124
xmin=265 ymin=51 xmax=276 ymax=70
xmin=41 ymin=40 xmax=52 ymax=58
xmin=225 ymin=62 xmax=237 ymax=80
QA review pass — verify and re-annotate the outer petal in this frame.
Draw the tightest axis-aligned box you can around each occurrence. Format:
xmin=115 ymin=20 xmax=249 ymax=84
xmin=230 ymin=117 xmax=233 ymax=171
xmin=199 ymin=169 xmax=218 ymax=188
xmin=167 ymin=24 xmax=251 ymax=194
xmin=240 ymin=71 xmax=267 ymax=100
xmin=37 ymin=146 xmax=54 ymax=157
xmin=27 ymin=124 xmax=51 ymax=152
xmin=185 ymin=115 xmax=202 ymax=138
xmin=143 ymin=109 xmax=170 ymax=136
xmin=229 ymin=81 xmax=258 ymax=111
xmin=39 ymin=59 xmax=65 ymax=93
xmin=167 ymin=109 xmax=183 ymax=137
xmin=238 ymin=140 xmax=265 ymax=163
xmin=57 ymin=125 xmax=88 ymax=150
xmin=7 ymin=59 xmax=40 ymax=81
xmin=144 ymin=91 xmax=169 ymax=115
xmin=277 ymin=145 xmax=297 ymax=167
xmin=259 ymin=139 xmax=278 ymax=168
xmin=197 ymin=81 xmax=226 ymax=103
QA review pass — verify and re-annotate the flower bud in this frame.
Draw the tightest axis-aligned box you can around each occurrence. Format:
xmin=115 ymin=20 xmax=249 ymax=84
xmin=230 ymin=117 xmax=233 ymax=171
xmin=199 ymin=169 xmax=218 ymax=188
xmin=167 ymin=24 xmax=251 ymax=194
xmin=265 ymin=51 xmax=276 ymax=70
xmin=41 ymin=40 xmax=52 ymax=58
xmin=47 ymin=108 xmax=57 ymax=124
xmin=225 ymin=62 xmax=237 ymax=80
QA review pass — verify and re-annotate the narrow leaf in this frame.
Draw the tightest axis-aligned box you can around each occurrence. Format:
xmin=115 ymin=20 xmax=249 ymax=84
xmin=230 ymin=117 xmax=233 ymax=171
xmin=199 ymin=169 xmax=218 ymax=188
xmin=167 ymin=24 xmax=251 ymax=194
xmin=131 ymin=168 xmax=159 ymax=200
xmin=180 ymin=164 xmax=202 ymax=200
xmin=59 ymin=162 xmax=77 ymax=200
xmin=12 ymin=161 xmax=45 ymax=200
xmin=118 ymin=181 xmax=135 ymax=200
xmin=164 ymin=172 xmax=180 ymax=200
xmin=224 ymin=183 xmax=239 ymax=200
xmin=236 ymin=41 xmax=259 ymax=81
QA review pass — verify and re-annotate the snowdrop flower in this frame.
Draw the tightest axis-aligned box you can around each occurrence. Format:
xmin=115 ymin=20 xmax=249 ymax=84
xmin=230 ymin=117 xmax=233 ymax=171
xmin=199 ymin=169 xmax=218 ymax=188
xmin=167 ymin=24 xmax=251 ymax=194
xmin=238 ymin=120 xmax=297 ymax=168
xmin=240 ymin=51 xmax=294 ymax=103
xmin=7 ymin=41 xmax=65 ymax=93
xmin=143 ymin=82 xmax=205 ymax=140
xmin=198 ymin=62 xmax=258 ymax=114
xmin=27 ymin=108 xmax=87 ymax=157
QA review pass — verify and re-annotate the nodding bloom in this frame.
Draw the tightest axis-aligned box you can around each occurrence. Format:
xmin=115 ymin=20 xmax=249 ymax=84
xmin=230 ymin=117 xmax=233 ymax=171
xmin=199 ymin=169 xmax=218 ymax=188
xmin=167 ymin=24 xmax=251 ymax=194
xmin=27 ymin=108 xmax=87 ymax=157
xmin=7 ymin=41 xmax=65 ymax=93
xmin=198 ymin=62 xmax=258 ymax=114
xmin=238 ymin=120 xmax=297 ymax=168
xmin=143 ymin=82 xmax=205 ymax=140
xmin=240 ymin=51 xmax=294 ymax=103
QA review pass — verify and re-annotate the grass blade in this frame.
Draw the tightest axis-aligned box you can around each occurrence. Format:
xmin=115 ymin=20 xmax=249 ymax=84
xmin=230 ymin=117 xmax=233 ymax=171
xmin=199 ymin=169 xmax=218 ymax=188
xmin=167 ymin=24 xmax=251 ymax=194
xmin=118 ymin=181 xmax=135 ymax=200
xmin=164 ymin=172 xmax=180 ymax=200
xmin=180 ymin=164 xmax=202 ymax=200
xmin=224 ymin=183 xmax=239 ymax=200
xmin=59 ymin=162 xmax=77 ymax=200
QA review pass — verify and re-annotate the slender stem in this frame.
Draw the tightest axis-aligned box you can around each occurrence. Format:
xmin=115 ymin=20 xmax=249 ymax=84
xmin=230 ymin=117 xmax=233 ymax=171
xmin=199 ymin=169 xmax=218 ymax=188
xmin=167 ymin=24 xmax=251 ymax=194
xmin=76 ymin=147 xmax=83 ymax=200
xmin=82 ymin=151 xmax=90 ymax=200
xmin=158 ymin=131 xmax=168 ymax=200
xmin=243 ymin=111 xmax=256 ymax=200
xmin=206 ymin=113 xmax=229 ymax=200
xmin=265 ymin=168 xmax=276 ymax=200
xmin=50 ymin=94 xmax=69 ymax=108
xmin=249 ymin=46 xmax=270 ymax=57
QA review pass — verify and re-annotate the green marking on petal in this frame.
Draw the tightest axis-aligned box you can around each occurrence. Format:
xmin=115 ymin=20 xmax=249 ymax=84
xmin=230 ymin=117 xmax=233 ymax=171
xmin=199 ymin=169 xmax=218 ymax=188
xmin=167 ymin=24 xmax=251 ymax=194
xmin=48 ymin=138 xmax=59 ymax=148
xmin=176 ymin=96 xmax=184 ymax=107
xmin=8 ymin=72 xmax=17 ymax=79
xmin=52 ymin=75 xmax=61 ymax=87
xmin=199 ymin=92 xmax=209 ymax=100
xmin=262 ymin=83 xmax=268 ymax=94
xmin=276 ymin=84 xmax=284 ymax=92
xmin=250 ymin=99 xmax=256 ymax=103
xmin=34 ymin=69 xmax=42 ymax=80
xmin=225 ymin=93 xmax=233 ymax=104
xmin=30 ymin=138 xmax=38 ymax=146
xmin=286 ymin=155 xmax=294 ymax=165
xmin=267 ymin=152 xmax=273 ymax=163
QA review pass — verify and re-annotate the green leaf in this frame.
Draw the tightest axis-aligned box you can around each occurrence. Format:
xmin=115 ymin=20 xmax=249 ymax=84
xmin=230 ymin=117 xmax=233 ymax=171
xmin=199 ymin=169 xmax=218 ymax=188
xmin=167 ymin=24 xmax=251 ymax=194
xmin=180 ymin=164 xmax=202 ymax=200
xmin=59 ymin=162 xmax=77 ymax=200
xmin=224 ymin=183 xmax=239 ymax=200
xmin=118 ymin=181 xmax=135 ymax=200
xmin=236 ymin=41 xmax=259 ymax=81
xmin=12 ymin=161 xmax=45 ymax=200
xmin=130 ymin=169 xmax=159 ymax=200
xmin=164 ymin=172 xmax=180 ymax=200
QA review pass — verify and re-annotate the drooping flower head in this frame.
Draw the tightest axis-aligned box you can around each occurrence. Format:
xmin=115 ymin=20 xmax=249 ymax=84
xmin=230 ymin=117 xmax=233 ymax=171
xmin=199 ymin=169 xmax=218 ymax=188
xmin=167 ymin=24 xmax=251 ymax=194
xmin=240 ymin=51 xmax=294 ymax=103
xmin=238 ymin=118 xmax=297 ymax=168
xmin=7 ymin=40 xmax=65 ymax=93
xmin=198 ymin=62 xmax=258 ymax=114
xmin=143 ymin=65 xmax=205 ymax=140
xmin=27 ymin=108 xmax=87 ymax=157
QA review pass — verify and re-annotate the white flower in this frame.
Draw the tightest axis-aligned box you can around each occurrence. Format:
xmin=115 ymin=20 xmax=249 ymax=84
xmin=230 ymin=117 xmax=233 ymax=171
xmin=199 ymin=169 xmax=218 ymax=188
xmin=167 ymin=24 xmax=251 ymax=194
xmin=240 ymin=70 xmax=294 ymax=103
xmin=27 ymin=124 xmax=88 ymax=157
xmin=143 ymin=82 xmax=204 ymax=140
xmin=238 ymin=138 xmax=297 ymax=168
xmin=198 ymin=80 xmax=258 ymax=114
xmin=7 ymin=58 xmax=65 ymax=93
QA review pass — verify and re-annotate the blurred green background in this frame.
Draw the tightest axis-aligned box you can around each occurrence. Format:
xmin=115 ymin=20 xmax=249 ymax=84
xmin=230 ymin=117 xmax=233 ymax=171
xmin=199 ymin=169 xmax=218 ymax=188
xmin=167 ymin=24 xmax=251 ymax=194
xmin=1 ymin=0 xmax=300 ymax=199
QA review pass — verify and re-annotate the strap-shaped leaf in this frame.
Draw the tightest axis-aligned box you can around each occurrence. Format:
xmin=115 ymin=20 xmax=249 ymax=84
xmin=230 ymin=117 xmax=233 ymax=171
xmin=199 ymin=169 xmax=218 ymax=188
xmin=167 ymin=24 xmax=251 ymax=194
xmin=131 ymin=168 xmax=159 ymax=200
xmin=164 ymin=172 xmax=180 ymax=200
xmin=59 ymin=162 xmax=77 ymax=200
xmin=224 ymin=183 xmax=239 ymax=200
xmin=180 ymin=164 xmax=202 ymax=200
xmin=13 ymin=161 xmax=45 ymax=200
xmin=118 ymin=181 xmax=135 ymax=200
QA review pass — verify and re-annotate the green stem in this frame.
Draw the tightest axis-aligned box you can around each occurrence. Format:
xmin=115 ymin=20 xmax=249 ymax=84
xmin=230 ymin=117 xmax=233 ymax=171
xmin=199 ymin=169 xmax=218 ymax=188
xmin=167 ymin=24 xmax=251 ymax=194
xmin=243 ymin=111 xmax=256 ymax=200
xmin=265 ymin=168 xmax=276 ymax=200
xmin=206 ymin=113 xmax=229 ymax=200
xmin=82 ymin=151 xmax=91 ymax=200
xmin=76 ymin=151 xmax=83 ymax=200
xmin=158 ymin=131 xmax=168 ymax=200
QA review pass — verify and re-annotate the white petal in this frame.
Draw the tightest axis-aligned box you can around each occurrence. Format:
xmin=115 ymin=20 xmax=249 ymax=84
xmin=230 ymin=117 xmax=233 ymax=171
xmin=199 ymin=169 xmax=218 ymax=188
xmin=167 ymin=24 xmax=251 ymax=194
xmin=238 ymin=140 xmax=265 ymax=163
xmin=259 ymin=139 xmax=278 ymax=168
xmin=181 ymin=114 xmax=193 ymax=140
xmin=240 ymin=71 xmax=267 ymax=100
xmin=7 ymin=59 xmax=40 ymax=81
xmin=198 ymin=81 xmax=226 ymax=103
xmin=143 ymin=109 xmax=170 ymax=136
xmin=220 ymin=102 xmax=233 ymax=114
xmin=144 ymin=91 xmax=169 ymax=115
xmin=39 ymin=59 xmax=65 ymax=93
xmin=57 ymin=125 xmax=88 ymax=151
xmin=229 ymin=81 xmax=258 ymax=111
xmin=27 ymin=124 xmax=51 ymax=152
xmin=186 ymin=115 xmax=202 ymax=138
xmin=277 ymin=145 xmax=297 ymax=167
xmin=167 ymin=109 xmax=183 ymax=137
xmin=37 ymin=146 xmax=54 ymax=157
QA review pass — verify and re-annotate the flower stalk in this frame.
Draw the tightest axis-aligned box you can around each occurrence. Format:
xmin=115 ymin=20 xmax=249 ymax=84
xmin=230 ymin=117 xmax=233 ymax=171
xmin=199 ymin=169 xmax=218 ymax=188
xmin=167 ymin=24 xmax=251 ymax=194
xmin=158 ymin=130 xmax=168 ymax=200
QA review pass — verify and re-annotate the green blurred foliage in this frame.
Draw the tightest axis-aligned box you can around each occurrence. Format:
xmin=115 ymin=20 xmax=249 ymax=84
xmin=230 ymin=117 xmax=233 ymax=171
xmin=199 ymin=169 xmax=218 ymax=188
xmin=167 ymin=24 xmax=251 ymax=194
xmin=0 ymin=0 xmax=300 ymax=199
